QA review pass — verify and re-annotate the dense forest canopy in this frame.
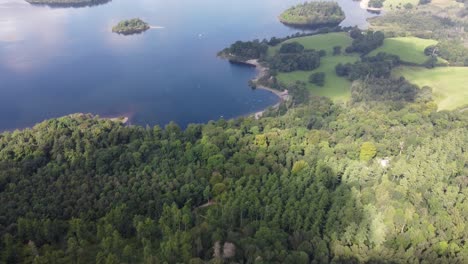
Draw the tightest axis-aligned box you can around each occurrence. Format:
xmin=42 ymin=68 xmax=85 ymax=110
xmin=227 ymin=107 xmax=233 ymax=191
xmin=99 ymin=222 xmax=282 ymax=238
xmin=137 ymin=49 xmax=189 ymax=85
xmin=268 ymin=42 xmax=323 ymax=72
xmin=279 ymin=1 xmax=345 ymax=28
xmin=2 ymin=1 xmax=468 ymax=263
xmin=0 ymin=91 xmax=467 ymax=263
xmin=218 ymin=40 xmax=269 ymax=61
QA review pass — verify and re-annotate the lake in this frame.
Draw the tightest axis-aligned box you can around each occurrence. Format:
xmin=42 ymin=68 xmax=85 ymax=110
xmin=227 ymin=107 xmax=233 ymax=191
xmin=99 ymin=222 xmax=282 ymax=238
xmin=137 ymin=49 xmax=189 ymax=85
xmin=0 ymin=0 xmax=378 ymax=130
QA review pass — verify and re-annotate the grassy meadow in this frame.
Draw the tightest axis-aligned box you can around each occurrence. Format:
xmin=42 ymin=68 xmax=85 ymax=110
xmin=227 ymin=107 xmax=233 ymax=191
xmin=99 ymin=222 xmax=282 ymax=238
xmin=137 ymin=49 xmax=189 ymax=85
xmin=276 ymin=55 xmax=358 ymax=101
xmin=394 ymin=66 xmax=468 ymax=110
xmin=270 ymin=33 xmax=358 ymax=101
xmin=368 ymin=37 xmax=439 ymax=64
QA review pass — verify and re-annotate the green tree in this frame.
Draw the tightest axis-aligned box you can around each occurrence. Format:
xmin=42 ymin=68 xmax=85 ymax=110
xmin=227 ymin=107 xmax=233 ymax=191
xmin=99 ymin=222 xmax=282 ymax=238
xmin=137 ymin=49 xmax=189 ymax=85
xmin=333 ymin=46 xmax=342 ymax=55
xmin=309 ymin=72 xmax=326 ymax=87
xmin=360 ymin=142 xmax=377 ymax=161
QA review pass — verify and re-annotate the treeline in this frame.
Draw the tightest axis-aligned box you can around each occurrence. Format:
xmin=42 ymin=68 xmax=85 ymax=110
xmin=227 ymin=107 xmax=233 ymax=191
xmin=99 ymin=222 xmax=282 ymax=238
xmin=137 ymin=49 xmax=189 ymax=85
xmin=220 ymin=27 xmax=384 ymax=63
xmin=350 ymin=76 xmax=423 ymax=103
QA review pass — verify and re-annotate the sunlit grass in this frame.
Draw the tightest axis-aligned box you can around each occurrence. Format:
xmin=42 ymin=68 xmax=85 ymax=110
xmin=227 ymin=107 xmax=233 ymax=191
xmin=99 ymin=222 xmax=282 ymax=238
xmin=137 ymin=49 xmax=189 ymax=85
xmin=277 ymin=55 xmax=358 ymax=101
xmin=393 ymin=66 xmax=468 ymax=110
xmin=368 ymin=37 xmax=441 ymax=65
xmin=270 ymin=33 xmax=357 ymax=101
xmin=268 ymin=32 xmax=353 ymax=57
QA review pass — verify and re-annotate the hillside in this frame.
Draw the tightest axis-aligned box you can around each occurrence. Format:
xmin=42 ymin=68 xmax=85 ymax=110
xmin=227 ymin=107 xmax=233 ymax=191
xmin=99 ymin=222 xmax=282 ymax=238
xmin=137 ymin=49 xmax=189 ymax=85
xmin=368 ymin=37 xmax=439 ymax=65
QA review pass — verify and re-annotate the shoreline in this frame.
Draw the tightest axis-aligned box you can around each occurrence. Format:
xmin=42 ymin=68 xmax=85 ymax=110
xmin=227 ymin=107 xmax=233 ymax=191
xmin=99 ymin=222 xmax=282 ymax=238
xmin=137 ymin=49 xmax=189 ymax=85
xmin=107 ymin=116 xmax=129 ymax=124
xmin=244 ymin=59 xmax=290 ymax=119
xmin=0 ymin=113 xmax=130 ymax=133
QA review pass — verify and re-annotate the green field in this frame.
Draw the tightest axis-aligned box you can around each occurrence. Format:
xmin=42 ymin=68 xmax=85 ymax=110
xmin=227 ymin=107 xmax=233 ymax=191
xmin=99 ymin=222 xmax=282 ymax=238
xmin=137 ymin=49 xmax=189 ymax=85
xmin=394 ymin=66 xmax=468 ymax=110
xmin=269 ymin=32 xmax=353 ymax=56
xmin=368 ymin=37 xmax=439 ymax=65
xmin=270 ymin=33 xmax=357 ymax=101
xmin=277 ymin=55 xmax=358 ymax=101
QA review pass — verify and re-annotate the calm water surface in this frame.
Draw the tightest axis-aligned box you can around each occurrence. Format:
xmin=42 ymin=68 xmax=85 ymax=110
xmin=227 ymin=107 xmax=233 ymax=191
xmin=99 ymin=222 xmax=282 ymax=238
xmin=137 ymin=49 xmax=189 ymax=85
xmin=0 ymin=0 xmax=377 ymax=130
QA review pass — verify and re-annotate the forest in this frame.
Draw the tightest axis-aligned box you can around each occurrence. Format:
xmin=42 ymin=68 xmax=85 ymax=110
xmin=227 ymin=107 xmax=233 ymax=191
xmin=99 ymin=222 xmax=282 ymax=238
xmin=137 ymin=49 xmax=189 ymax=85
xmin=0 ymin=83 xmax=466 ymax=263
xmin=1 ymin=1 xmax=468 ymax=263
xmin=268 ymin=42 xmax=323 ymax=73
xmin=1 ymin=26 xmax=468 ymax=261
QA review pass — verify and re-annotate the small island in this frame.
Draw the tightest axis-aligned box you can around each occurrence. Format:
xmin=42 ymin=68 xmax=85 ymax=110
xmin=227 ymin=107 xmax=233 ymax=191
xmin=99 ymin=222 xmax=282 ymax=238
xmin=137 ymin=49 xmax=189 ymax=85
xmin=279 ymin=1 xmax=345 ymax=28
xmin=25 ymin=0 xmax=111 ymax=7
xmin=112 ymin=18 xmax=150 ymax=35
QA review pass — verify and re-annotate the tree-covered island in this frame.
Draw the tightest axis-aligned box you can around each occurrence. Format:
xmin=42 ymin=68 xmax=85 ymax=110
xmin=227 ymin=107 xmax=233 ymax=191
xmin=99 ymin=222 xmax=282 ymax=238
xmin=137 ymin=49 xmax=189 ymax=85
xmin=112 ymin=18 xmax=150 ymax=35
xmin=279 ymin=1 xmax=346 ymax=28
xmin=25 ymin=0 xmax=111 ymax=7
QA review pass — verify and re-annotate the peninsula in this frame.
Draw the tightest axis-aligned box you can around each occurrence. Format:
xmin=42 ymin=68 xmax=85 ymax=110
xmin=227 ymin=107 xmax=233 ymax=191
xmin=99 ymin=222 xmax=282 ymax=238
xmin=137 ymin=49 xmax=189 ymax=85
xmin=112 ymin=18 xmax=150 ymax=35
xmin=279 ymin=1 xmax=345 ymax=28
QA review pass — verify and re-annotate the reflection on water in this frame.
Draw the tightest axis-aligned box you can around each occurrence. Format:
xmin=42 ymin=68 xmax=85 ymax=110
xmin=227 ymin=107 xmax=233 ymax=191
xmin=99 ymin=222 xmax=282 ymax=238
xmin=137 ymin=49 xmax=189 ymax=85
xmin=25 ymin=0 xmax=112 ymax=8
xmin=0 ymin=0 xmax=379 ymax=131
xmin=0 ymin=1 xmax=68 ymax=72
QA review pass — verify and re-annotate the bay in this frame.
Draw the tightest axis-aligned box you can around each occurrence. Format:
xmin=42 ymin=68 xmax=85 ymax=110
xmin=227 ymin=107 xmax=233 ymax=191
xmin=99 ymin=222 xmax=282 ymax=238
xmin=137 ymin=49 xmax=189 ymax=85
xmin=0 ymin=0 xmax=377 ymax=130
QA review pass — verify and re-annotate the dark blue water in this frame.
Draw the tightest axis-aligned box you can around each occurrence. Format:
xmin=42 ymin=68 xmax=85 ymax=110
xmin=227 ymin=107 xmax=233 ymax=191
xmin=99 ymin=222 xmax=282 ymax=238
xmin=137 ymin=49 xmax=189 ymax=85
xmin=0 ymin=0 xmax=377 ymax=130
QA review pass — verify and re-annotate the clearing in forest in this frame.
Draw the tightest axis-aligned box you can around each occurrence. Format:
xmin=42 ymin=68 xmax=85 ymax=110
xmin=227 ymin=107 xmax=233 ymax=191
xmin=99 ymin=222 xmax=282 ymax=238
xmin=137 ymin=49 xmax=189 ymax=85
xmin=394 ymin=66 xmax=468 ymax=110
xmin=269 ymin=32 xmax=358 ymax=101
xmin=368 ymin=37 xmax=443 ymax=65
